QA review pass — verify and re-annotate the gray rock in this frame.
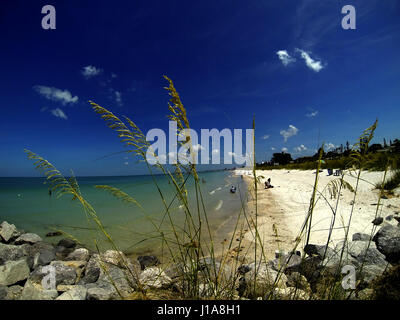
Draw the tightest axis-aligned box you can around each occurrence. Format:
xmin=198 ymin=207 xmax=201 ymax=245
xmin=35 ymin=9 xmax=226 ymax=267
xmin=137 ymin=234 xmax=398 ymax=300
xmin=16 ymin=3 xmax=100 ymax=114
xmin=269 ymin=287 xmax=310 ymax=300
xmin=338 ymin=240 xmax=387 ymax=266
xmin=45 ymin=231 xmax=62 ymax=237
xmin=97 ymin=263 xmax=134 ymax=295
xmin=286 ymin=272 xmax=311 ymax=291
xmin=372 ymin=217 xmax=384 ymax=226
xmin=57 ymin=238 xmax=77 ymax=249
xmin=56 ymin=285 xmax=87 ymax=300
xmin=241 ymin=262 xmax=287 ymax=298
xmin=50 ymin=261 xmax=78 ymax=285
xmin=0 ymin=284 xmax=7 ymax=299
xmin=373 ymin=224 xmax=400 ymax=264
xmin=66 ymin=248 xmax=90 ymax=262
xmin=198 ymin=257 xmax=234 ymax=282
xmin=137 ymin=255 xmax=160 ymax=270
xmin=0 ymin=243 xmax=27 ymax=264
xmin=87 ymin=287 xmax=112 ymax=300
xmin=4 ymin=285 xmax=23 ymax=300
xmin=139 ymin=267 xmax=173 ymax=290
xmin=352 ymin=233 xmax=372 ymax=241
xmin=23 ymin=242 xmax=56 ymax=269
xmin=357 ymin=264 xmax=387 ymax=284
xmin=0 ymin=259 xmax=30 ymax=286
xmin=0 ymin=221 xmax=19 ymax=243
xmin=304 ymin=244 xmax=334 ymax=259
xmin=31 ymin=261 xmax=77 ymax=286
xmin=79 ymin=255 xmax=100 ymax=284
xmin=101 ymin=250 xmax=128 ymax=267
xmin=20 ymin=279 xmax=59 ymax=300
xmin=269 ymin=253 xmax=302 ymax=272
xmin=15 ymin=233 xmax=42 ymax=245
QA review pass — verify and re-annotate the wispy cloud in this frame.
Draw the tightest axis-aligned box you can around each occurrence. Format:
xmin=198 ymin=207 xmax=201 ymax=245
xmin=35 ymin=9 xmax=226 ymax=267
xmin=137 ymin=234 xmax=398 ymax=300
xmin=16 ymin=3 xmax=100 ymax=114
xmin=282 ymin=147 xmax=288 ymax=153
xmin=296 ymin=49 xmax=325 ymax=72
xmin=34 ymin=86 xmax=78 ymax=105
xmin=51 ymin=108 xmax=68 ymax=120
xmin=271 ymin=147 xmax=276 ymax=151
xmin=261 ymin=134 xmax=270 ymax=140
xmin=82 ymin=65 xmax=102 ymax=79
xmin=114 ymin=91 xmax=123 ymax=106
xmin=276 ymin=50 xmax=296 ymax=66
xmin=306 ymin=110 xmax=319 ymax=118
xmin=280 ymin=125 xmax=299 ymax=142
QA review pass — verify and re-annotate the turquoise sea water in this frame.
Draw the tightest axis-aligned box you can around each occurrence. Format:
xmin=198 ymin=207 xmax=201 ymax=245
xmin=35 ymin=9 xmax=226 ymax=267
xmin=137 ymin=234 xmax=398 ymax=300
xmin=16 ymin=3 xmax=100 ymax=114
xmin=0 ymin=171 xmax=247 ymax=256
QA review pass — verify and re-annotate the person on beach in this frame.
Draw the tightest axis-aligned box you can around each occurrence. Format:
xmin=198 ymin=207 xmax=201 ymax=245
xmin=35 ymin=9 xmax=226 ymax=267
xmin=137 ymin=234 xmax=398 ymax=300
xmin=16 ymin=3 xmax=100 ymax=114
xmin=265 ymin=178 xmax=273 ymax=189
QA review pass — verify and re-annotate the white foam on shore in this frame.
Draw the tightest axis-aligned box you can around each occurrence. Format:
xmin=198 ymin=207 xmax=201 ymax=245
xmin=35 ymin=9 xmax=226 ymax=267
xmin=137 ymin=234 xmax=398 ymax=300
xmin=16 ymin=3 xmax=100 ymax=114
xmin=215 ymin=200 xmax=223 ymax=211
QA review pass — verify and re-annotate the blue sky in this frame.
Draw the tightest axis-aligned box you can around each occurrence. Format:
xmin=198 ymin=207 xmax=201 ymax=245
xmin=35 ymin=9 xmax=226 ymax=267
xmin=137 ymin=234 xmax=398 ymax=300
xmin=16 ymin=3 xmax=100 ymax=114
xmin=0 ymin=0 xmax=399 ymax=176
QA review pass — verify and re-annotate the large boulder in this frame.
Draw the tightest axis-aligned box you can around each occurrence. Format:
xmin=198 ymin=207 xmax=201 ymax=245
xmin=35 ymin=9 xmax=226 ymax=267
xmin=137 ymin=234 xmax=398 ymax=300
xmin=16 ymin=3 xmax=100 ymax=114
xmin=286 ymin=272 xmax=311 ymax=292
xmin=373 ymin=225 xmax=400 ymax=264
xmin=139 ymin=267 xmax=173 ymax=290
xmin=269 ymin=287 xmax=310 ymax=300
xmin=0 ymin=221 xmax=20 ymax=243
xmin=101 ymin=250 xmax=128 ymax=267
xmin=20 ymin=279 xmax=59 ymax=300
xmin=66 ymin=248 xmax=90 ymax=262
xmin=137 ymin=255 xmax=160 ymax=270
xmin=0 ymin=284 xmax=7 ymax=299
xmin=240 ymin=262 xmax=287 ymax=298
xmin=56 ymin=285 xmax=87 ymax=300
xmin=86 ymin=287 xmax=112 ymax=300
xmin=79 ymin=254 xmax=101 ymax=284
xmin=352 ymin=233 xmax=372 ymax=242
xmin=84 ymin=264 xmax=134 ymax=300
xmin=15 ymin=233 xmax=42 ymax=245
xmin=30 ymin=261 xmax=77 ymax=286
xmin=0 ymin=259 xmax=30 ymax=286
xmin=269 ymin=253 xmax=302 ymax=273
xmin=304 ymin=244 xmax=335 ymax=259
xmin=336 ymin=241 xmax=387 ymax=266
xmin=23 ymin=242 xmax=56 ymax=270
xmin=5 ymin=285 xmax=23 ymax=300
xmin=0 ymin=243 xmax=27 ymax=264
xmin=57 ymin=238 xmax=77 ymax=249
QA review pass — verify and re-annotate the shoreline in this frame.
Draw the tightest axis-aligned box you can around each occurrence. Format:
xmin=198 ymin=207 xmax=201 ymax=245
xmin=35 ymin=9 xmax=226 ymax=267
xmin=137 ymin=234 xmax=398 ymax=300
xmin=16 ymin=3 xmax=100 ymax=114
xmin=234 ymin=168 xmax=400 ymax=258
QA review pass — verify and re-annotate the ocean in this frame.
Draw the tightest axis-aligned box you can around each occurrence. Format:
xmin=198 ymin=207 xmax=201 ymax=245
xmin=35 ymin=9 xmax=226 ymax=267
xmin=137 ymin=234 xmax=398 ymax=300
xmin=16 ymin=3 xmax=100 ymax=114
xmin=0 ymin=170 xmax=247 ymax=257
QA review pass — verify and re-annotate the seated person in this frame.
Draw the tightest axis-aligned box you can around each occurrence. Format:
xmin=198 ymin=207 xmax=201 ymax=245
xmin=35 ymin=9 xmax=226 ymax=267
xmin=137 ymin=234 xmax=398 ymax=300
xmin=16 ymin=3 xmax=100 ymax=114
xmin=265 ymin=178 xmax=274 ymax=189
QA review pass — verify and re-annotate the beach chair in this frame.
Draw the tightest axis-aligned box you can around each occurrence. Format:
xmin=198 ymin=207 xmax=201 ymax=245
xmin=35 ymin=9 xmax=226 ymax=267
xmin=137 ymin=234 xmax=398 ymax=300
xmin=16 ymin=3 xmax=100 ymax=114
xmin=327 ymin=168 xmax=333 ymax=176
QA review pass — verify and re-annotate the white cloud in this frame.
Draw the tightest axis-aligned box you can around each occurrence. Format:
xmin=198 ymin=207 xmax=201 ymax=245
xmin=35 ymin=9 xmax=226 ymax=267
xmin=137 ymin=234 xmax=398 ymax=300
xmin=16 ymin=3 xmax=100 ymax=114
xmin=192 ymin=144 xmax=204 ymax=152
xmin=294 ymin=144 xmax=307 ymax=152
xmin=51 ymin=108 xmax=68 ymax=120
xmin=34 ymin=86 xmax=78 ymax=105
xmin=276 ymin=50 xmax=296 ymax=66
xmin=326 ymin=143 xmax=336 ymax=151
xmin=111 ymin=73 xmax=118 ymax=78
xmin=82 ymin=65 xmax=102 ymax=79
xmin=261 ymin=134 xmax=270 ymax=140
xmin=271 ymin=147 xmax=276 ymax=151
xmin=115 ymin=91 xmax=122 ymax=106
xmin=296 ymin=49 xmax=324 ymax=72
xmin=124 ymin=162 xmax=129 ymax=165
xmin=282 ymin=147 xmax=288 ymax=153
xmin=280 ymin=125 xmax=299 ymax=142
xmin=306 ymin=110 xmax=319 ymax=118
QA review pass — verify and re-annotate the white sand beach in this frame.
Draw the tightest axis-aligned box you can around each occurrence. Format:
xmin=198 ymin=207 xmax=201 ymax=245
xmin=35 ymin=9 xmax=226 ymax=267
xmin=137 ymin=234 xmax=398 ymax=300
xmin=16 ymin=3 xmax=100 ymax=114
xmin=235 ymin=169 xmax=400 ymax=260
